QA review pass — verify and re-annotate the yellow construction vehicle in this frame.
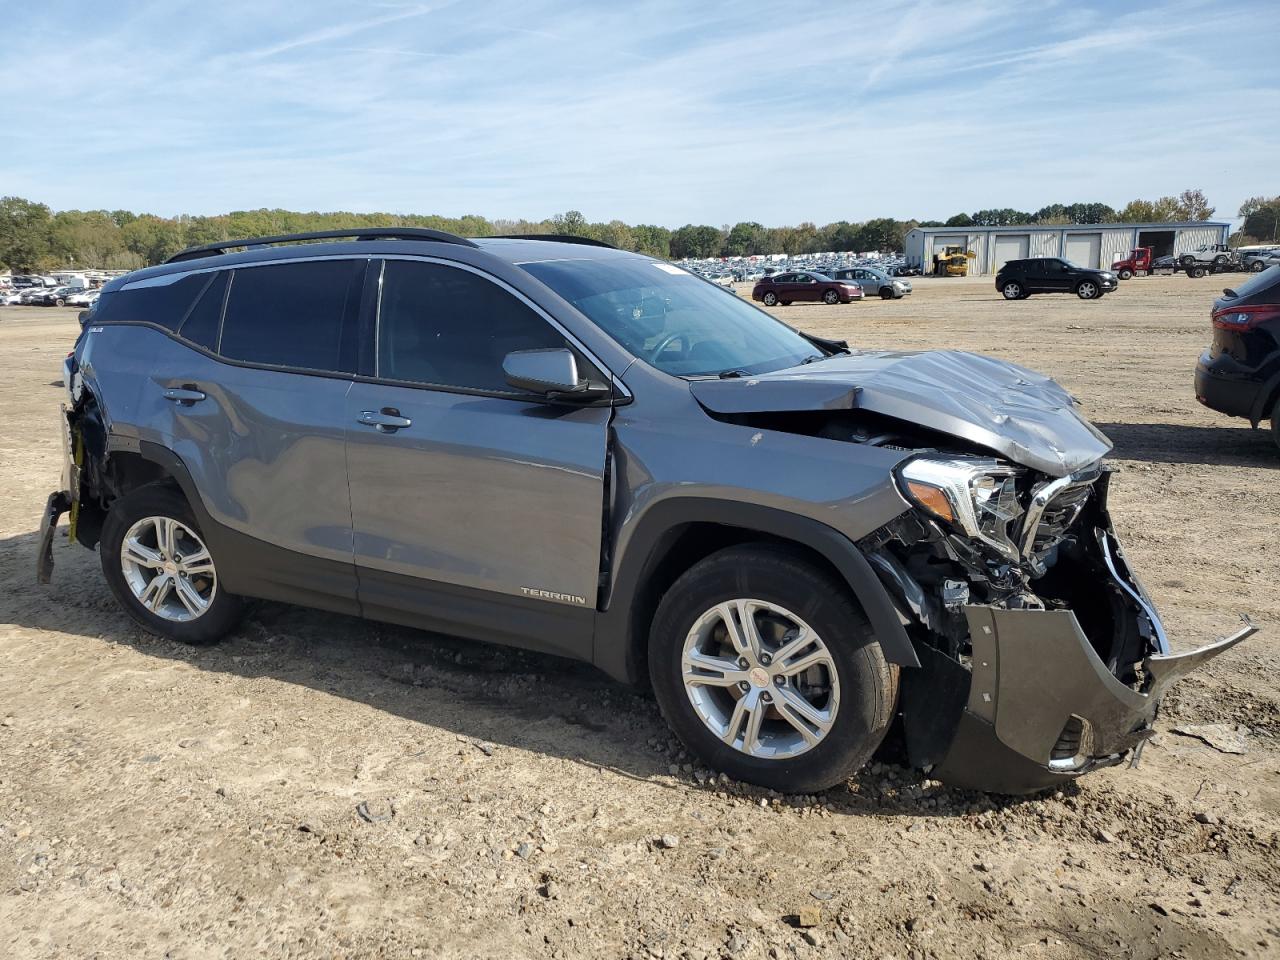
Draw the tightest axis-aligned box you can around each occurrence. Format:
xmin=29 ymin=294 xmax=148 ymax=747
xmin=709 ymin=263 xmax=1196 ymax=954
xmin=932 ymin=245 xmax=976 ymax=277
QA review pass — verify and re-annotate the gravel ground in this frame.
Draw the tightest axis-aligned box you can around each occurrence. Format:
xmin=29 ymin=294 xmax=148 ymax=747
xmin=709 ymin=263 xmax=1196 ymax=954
xmin=1 ymin=275 xmax=1277 ymax=959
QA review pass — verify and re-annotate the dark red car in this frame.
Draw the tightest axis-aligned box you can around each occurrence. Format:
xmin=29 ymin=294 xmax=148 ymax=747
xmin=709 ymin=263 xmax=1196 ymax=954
xmin=751 ymin=271 xmax=863 ymax=307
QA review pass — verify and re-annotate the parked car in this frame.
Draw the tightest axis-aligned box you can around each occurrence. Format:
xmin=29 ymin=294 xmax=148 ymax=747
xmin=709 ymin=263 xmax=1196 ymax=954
xmin=893 ymin=265 xmax=922 ymax=277
xmin=751 ymin=271 xmax=862 ymax=306
xmin=39 ymin=227 xmax=1253 ymax=796
xmin=2 ymin=290 xmax=25 ymax=305
xmin=66 ymin=288 xmax=101 ymax=307
xmin=996 ymin=258 xmax=1118 ymax=300
xmin=829 ymin=267 xmax=911 ymax=299
xmin=1244 ymin=251 xmax=1280 ymax=273
xmin=33 ymin=285 xmax=83 ymax=307
xmin=1194 ymin=265 xmax=1280 ymax=448
xmin=18 ymin=288 xmax=49 ymax=304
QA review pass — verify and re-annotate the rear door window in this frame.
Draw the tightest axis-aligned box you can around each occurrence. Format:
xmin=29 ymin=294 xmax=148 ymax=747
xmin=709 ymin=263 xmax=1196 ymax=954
xmin=219 ymin=260 xmax=365 ymax=373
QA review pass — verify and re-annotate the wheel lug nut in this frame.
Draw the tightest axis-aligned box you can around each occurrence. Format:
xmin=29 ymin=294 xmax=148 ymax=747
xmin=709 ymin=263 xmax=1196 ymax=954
xmin=761 ymin=693 xmax=772 ymax=703
xmin=774 ymin=676 xmax=785 ymax=687
xmin=760 ymin=654 xmax=772 ymax=666
xmin=737 ymin=658 xmax=749 ymax=669
xmin=738 ymin=681 xmax=750 ymax=692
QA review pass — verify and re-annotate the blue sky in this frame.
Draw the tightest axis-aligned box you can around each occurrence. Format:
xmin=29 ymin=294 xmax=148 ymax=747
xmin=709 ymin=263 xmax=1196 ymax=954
xmin=1 ymin=0 xmax=1275 ymax=226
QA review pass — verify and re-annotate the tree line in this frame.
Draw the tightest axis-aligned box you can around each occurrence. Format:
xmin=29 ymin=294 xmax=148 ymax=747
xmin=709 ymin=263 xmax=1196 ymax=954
xmin=0 ymin=187 xmax=1267 ymax=274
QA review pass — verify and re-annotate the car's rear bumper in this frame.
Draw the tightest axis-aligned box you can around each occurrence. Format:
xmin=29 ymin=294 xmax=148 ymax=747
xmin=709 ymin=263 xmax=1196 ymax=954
xmin=1195 ymin=353 xmax=1265 ymax=421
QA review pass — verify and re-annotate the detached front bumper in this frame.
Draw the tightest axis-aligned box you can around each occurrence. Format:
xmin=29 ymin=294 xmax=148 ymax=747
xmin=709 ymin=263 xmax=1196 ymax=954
xmin=921 ymin=607 xmax=1255 ymax=793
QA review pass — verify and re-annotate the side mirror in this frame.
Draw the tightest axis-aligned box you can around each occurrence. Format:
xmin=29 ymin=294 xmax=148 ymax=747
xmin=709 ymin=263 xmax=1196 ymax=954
xmin=503 ymin=348 xmax=608 ymax=400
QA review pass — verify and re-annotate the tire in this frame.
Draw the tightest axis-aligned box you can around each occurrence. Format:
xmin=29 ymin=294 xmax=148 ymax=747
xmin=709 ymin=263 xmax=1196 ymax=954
xmin=1001 ymin=281 xmax=1023 ymax=300
xmin=1251 ymin=261 xmax=1266 ymax=273
xmin=878 ymin=287 xmax=893 ymax=300
xmin=1180 ymin=255 xmax=1195 ymax=268
xmin=1118 ymin=269 xmax=1133 ymax=280
xmin=55 ymin=298 xmax=66 ymax=307
xmin=648 ymin=545 xmax=898 ymax=794
xmin=1076 ymin=281 xmax=1101 ymax=299
xmin=822 ymin=289 xmax=839 ymax=305
xmin=1213 ymin=255 xmax=1228 ymax=266
xmin=762 ymin=291 xmax=778 ymax=306
xmin=1190 ymin=267 xmax=1207 ymax=278
xmin=99 ymin=483 xmax=243 ymax=645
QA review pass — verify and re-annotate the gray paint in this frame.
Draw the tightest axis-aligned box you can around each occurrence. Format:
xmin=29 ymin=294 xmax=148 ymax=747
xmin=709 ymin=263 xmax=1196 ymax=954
xmin=691 ymin=350 xmax=1112 ymax=477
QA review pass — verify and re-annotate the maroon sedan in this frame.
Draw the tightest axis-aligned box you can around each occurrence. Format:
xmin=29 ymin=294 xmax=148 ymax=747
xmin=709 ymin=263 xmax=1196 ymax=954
xmin=751 ymin=271 xmax=863 ymax=307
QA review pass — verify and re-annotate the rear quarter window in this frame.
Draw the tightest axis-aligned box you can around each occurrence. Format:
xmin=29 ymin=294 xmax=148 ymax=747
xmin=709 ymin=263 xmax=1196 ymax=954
xmin=90 ymin=272 xmax=219 ymax=330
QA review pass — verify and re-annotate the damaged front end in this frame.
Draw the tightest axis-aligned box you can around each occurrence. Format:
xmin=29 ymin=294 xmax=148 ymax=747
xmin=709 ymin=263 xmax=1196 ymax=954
xmin=863 ymin=458 xmax=1257 ymax=794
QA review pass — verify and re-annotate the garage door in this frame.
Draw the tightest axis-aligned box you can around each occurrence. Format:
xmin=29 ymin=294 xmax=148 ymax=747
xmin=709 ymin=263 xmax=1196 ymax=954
xmin=993 ymin=234 xmax=1029 ymax=272
xmin=932 ymin=235 xmax=967 ymax=257
xmin=1064 ymin=233 xmax=1101 ymax=269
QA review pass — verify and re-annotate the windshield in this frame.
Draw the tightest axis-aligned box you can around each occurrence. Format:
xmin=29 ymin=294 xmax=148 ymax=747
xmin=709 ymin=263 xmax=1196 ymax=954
xmin=520 ymin=257 xmax=822 ymax=376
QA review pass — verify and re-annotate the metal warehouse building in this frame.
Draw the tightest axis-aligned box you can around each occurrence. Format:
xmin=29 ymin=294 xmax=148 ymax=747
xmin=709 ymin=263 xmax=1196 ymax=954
xmin=904 ymin=221 xmax=1231 ymax=276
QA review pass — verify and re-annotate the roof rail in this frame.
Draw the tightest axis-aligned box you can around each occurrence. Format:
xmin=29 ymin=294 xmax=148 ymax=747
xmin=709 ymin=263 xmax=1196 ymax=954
xmin=490 ymin=234 xmax=616 ymax=249
xmin=164 ymin=227 xmax=479 ymax=264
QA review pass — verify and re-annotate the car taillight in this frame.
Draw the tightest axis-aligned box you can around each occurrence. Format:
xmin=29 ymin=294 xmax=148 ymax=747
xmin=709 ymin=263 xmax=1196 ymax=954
xmin=1212 ymin=304 xmax=1280 ymax=330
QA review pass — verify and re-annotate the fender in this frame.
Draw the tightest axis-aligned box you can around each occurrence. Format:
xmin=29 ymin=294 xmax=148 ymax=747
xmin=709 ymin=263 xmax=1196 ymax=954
xmin=593 ymin=497 xmax=920 ymax=684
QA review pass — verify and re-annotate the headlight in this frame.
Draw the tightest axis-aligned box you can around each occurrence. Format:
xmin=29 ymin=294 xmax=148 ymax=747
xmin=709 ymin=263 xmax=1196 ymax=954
xmin=897 ymin=456 xmax=1024 ymax=559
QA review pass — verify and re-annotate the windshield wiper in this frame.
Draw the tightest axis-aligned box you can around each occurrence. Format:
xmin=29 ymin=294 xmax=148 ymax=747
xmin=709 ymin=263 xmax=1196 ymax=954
xmin=800 ymin=353 xmax=826 ymax=364
xmin=718 ymin=368 xmax=751 ymax=379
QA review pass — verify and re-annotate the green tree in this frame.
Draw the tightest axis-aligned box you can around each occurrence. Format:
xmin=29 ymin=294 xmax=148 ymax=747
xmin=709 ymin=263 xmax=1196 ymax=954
xmin=1239 ymin=196 xmax=1280 ymax=242
xmin=630 ymin=224 xmax=671 ymax=258
xmin=723 ymin=221 xmax=763 ymax=257
xmin=550 ymin=210 xmax=589 ymax=237
xmin=0 ymin=196 xmax=55 ymax=271
xmin=944 ymin=212 xmax=974 ymax=227
xmin=669 ymin=224 xmax=722 ymax=259
xmin=121 ymin=215 xmax=186 ymax=264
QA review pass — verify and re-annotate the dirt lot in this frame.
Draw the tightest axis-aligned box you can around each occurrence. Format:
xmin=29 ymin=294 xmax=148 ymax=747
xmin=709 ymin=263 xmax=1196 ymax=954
xmin=1 ymin=275 xmax=1277 ymax=960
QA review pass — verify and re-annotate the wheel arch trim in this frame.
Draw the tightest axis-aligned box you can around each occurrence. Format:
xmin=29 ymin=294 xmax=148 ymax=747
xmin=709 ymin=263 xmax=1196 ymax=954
xmin=592 ymin=497 xmax=921 ymax=684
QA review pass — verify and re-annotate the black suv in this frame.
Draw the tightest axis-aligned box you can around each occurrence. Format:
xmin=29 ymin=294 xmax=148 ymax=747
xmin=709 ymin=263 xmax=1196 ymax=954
xmin=1195 ymin=265 xmax=1280 ymax=448
xmin=996 ymin=258 xmax=1118 ymax=300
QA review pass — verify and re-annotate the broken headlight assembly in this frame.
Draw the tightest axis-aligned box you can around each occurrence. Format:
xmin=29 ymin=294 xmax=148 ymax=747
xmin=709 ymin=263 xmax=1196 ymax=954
xmin=895 ymin=456 xmax=1025 ymax=561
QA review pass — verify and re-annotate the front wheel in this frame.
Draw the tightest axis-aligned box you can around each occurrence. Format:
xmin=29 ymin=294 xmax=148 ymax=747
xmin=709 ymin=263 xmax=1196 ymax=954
xmin=1001 ymin=281 xmax=1023 ymax=300
xmin=100 ymin=484 xmax=243 ymax=644
xmin=822 ymin=289 xmax=839 ymax=305
xmin=1251 ymin=261 xmax=1266 ymax=272
xmin=761 ymin=291 xmax=778 ymax=306
xmin=1117 ymin=269 xmax=1133 ymax=280
xmin=1189 ymin=266 xmax=1208 ymax=278
xmin=879 ymin=287 xmax=894 ymax=300
xmin=1076 ymin=281 xmax=1101 ymax=299
xmin=649 ymin=545 xmax=898 ymax=793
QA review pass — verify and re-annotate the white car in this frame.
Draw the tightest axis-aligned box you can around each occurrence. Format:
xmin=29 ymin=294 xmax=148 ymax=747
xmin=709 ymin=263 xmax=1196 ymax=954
xmin=66 ymin=289 xmax=100 ymax=307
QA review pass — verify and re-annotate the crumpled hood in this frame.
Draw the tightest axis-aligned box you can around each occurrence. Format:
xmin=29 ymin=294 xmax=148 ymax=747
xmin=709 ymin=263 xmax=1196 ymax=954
xmin=688 ymin=350 xmax=1112 ymax=477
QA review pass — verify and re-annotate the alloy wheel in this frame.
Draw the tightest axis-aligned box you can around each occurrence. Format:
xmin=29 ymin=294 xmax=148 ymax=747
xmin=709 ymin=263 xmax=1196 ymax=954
xmin=681 ymin=599 xmax=839 ymax=759
xmin=119 ymin=515 xmax=217 ymax=622
xmin=1078 ymin=282 xmax=1098 ymax=299
xmin=1002 ymin=282 xmax=1022 ymax=299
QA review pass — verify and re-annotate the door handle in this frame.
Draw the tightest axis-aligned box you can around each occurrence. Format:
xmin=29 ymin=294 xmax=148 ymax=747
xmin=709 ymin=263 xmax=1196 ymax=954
xmin=357 ymin=408 xmax=412 ymax=433
xmin=163 ymin=387 xmax=206 ymax=405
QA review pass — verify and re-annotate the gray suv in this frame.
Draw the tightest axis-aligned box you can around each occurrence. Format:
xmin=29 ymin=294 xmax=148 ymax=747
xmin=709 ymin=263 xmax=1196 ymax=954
xmin=38 ymin=228 xmax=1252 ymax=795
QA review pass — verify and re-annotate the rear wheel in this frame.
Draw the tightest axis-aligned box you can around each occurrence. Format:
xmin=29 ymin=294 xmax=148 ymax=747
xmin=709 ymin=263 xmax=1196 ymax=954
xmin=822 ymin=289 xmax=839 ymax=305
xmin=1189 ymin=266 xmax=1208 ymax=278
xmin=1076 ymin=280 xmax=1101 ymax=299
xmin=1001 ymin=281 xmax=1023 ymax=300
xmin=762 ymin=291 xmax=778 ymax=306
xmin=100 ymin=484 xmax=243 ymax=645
xmin=1213 ymin=254 xmax=1228 ymax=266
xmin=649 ymin=545 xmax=898 ymax=793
